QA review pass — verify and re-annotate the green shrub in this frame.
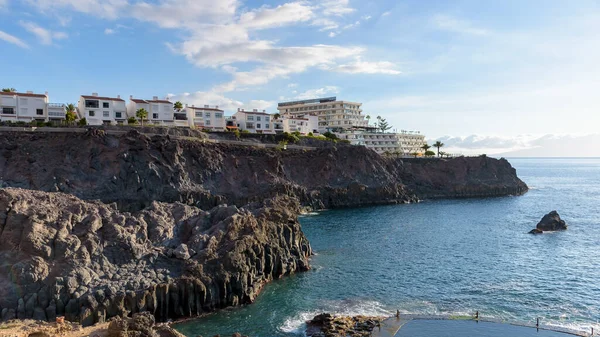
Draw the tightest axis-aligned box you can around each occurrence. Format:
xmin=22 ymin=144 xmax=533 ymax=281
xmin=323 ymin=131 xmax=339 ymax=140
xmin=78 ymin=118 xmax=87 ymax=126
xmin=127 ymin=117 xmax=137 ymax=125
xmin=281 ymin=132 xmax=300 ymax=144
xmin=233 ymin=129 xmax=241 ymax=139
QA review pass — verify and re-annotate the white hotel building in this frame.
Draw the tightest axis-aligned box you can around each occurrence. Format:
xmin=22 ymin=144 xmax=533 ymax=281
xmin=78 ymin=93 xmax=127 ymax=125
xmin=336 ymin=130 xmax=427 ymax=156
xmin=127 ymin=96 xmax=174 ymax=126
xmin=0 ymin=91 xmax=65 ymax=123
xmin=277 ymin=97 xmax=367 ymax=133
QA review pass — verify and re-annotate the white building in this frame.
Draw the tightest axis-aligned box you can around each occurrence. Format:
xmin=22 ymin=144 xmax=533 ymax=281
xmin=335 ymin=130 xmax=427 ymax=156
xmin=281 ymin=114 xmax=319 ymax=135
xmin=232 ymin=108 xmax=274 ymax=134
xmin=183 ymin=105 xmax=226 ymax=131
xmin=127 ymin=96 xmax=174 ymax=125
xmin=78 ymin=93 xmax=127 ymax=125
xmin=277 ymin=97 xmax=367 ymax=133
xmin=0 ymin=91 xmax=66 ymax=123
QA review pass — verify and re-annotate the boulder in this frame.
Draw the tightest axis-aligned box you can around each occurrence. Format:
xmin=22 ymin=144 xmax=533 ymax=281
xmin=173 ymin=244 xmax=191 ymax=260
xmin=530 ymin=211 xmax=567 ymax=233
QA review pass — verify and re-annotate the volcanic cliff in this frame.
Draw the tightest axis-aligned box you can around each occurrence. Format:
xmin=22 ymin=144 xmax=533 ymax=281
xmin=0 ymin=130 xmax=527 ymax=326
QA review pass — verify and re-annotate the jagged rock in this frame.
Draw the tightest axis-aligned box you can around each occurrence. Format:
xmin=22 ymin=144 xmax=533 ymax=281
xmin=0 ymin=188 xmax=311 ymax=326
xmin=173 ymin=244 xmax=191 ymax=260
xmin=530 ymin=211 xmax=568 ymax=233
xmin=0 ymin=132 xmax=526 ymax=211
xmin=306 ymin=313 xmax=384 ymax=337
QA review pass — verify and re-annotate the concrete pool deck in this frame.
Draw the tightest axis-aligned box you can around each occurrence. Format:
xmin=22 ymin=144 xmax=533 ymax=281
xmin=370 ymin=315 xmax=592 ymax=337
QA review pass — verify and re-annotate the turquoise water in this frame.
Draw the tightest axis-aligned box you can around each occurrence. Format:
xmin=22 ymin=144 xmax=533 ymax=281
xmin=176 ymin=158 xmax=600 ymax=336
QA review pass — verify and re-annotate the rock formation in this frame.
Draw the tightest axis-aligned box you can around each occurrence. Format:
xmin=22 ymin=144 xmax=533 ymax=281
xmin=306 ymin=313 xmax=384 ymax=337
xmin=0 ymin=130 xmax=527 ymax=211
xmin=529 ymin=211 xmax=568 ymax=234
xmin=0 ymin=188 xmax=311 ymax=326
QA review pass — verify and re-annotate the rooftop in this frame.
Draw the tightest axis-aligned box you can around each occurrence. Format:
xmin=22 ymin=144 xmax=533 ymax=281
xmin=278 ymin=96 xmax=337 ymax=107
xmin=0 ymin=91 xmax=47 ymax=98
xmin=81 ymin=94 xmax=125 ymax=102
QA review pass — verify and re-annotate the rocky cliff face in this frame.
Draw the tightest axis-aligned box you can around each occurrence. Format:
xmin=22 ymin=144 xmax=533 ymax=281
xmin=0 ymin=130 xmax=526 ymax=212
xmin=0 ymin=188 xmax=311 ymax=325
xmin=400 ymin=156 xmax=528 ymax=199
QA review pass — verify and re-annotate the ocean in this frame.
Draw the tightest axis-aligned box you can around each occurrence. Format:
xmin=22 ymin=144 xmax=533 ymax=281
xmin=175 ymin=158 xmax=600 ymax=336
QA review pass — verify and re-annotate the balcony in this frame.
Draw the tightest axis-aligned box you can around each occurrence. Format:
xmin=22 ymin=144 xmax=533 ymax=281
xmin=48 ymin=111 xmax=65 ymax=117
xmin=48 ymin=103 xmax=65 ymax=108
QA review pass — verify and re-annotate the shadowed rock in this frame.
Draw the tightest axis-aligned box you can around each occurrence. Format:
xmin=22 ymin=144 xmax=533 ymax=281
xmin=529 ymin=211 xmax=568 ymax=234
xmin=0 ymin=188 xmax=311 ymax=326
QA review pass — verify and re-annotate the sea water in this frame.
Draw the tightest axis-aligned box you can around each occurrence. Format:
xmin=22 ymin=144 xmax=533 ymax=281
xmin=175 ymin=158 xmax=600 ymax=336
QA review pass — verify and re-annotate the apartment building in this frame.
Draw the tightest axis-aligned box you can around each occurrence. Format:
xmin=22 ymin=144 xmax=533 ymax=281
xmin=0 ymin=91 xmax=65 ymax=123
xmin=184 ymin=105 xmax=226 ymax=131
xmin=127 ymin=96 xmax=174 ymax=125
xmin=335 ymin=130 xmax=427 ymax=156
xmin=78 ymin=93 xmax=127 ymax=125
xmin=231 ymin=108 xmax=274 ymax=134
xmin=277 ymin=97 xmax=367 ymax=132
xmin=281 ymin=114 xmax=319 ymax=135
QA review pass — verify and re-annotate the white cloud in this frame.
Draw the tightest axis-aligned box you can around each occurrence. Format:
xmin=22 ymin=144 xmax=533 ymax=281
xmin=19 ymin=21 xmax=67 ymax=45
xmin=295 ymin=86 xmax=340 ymax=99
xmin=362 ymin=15 xmax=372 ymax=21
xmin=326 ymin=58 xmax=402 ymax=74
xmin=381 ymin=11 xmax=391 ymax=17
xmin=329 ymin=32 xmax=336 ymax=38
xmin=431 ymin=14 xmax=488 ymax=36
xmin=104 ymin=28 xmax=115 ymax=35
xmin=239 ymin=2 xmax=314 ymax=30
xmin=436 ymin=134 xmax=600 ymax=157
xmin=287 ymin=83 xmax=298 ymax=88
xmin=23 ymin=0 xmax=400 ymax=92
xmin=319 ymin=0 xmax=355 ymax=16
xmin=0 ymin=30 xmax=29 ymax=49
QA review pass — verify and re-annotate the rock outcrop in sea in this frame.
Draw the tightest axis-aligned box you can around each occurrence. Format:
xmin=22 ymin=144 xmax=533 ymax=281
xmin=529 ymin=211 xmax=568 ymax=234
xmin=306 ymin=313 xmax=384 ymax=337
xmin=0 ymin=188 xmax=311 ymax=325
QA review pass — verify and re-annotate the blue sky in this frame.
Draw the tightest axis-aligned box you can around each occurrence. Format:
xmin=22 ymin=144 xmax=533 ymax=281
xmin=1 ymin=0 xmax=600 ymax=155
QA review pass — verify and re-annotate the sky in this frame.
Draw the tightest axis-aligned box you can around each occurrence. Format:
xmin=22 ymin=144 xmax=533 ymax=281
xmin=1 ymin=0 xmax=600 ymax=156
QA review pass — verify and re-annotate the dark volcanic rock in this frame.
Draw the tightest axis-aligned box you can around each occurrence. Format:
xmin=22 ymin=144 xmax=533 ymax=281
xmin=0 ymin=132 xmax=526 ymax=211
xmin=0 ymin=188 xmax=311 ymax=326
xmin=306 ymin=313 xmax=384 ymax=337
xmin=530 ymin=211 xmax=567 ymax=233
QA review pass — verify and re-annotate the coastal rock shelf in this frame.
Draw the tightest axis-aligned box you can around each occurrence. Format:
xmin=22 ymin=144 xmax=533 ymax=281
xmin=0 ymin=188 xmax=311 ymax=326
xmin=0 ymin=130 xmax=527 ymax=211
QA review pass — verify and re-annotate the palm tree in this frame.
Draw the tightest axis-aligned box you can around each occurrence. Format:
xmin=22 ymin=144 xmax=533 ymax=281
xmin=433 ymin=141 xmax=444 ymax=157
xmin=65 ymin=104 xmax=77 ymax=124
xmin=421 ymin=144 xmax=431 ymax=154
xmin=366 ymin=115 xmax=371 ymax=125
xmin=173 ymin=101 xmax=183 ymax=111
xmin=136 ymin=108 xmax=148 ymax=126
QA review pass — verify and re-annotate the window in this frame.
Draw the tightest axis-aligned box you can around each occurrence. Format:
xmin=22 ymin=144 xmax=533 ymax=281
xmin=215 ymin=113 xmax=223 ymax=118
xmin=265 ymin=123 xmax=270 ymax=129
xmin=265 ymin=116 xmax=270 ymax=122
xmin=205 ymin=112 xmax=211 ymax=118
xmin=20 ymin=98 xmax=28 ymax=105
xmin=2 ymin=107 xmax=14 ymax=114
xmin=103 ymin=102 xmax=109 ymax=108
xmin=89 ymin=111 xmax=95 ymax=117
xmin=115 ymin=112 xmax=122 ymax=118
xmin=36 ymin=109 xmax=43 ymax=115
xmin=153 ymin=113 xmax=159 ymax=119
xmin=103 ymin=111 xmax=110 ymax=117
xmin=247 ymin=116 xmax=254 ymax=121
xmin=195 ymin=111 xmax=202 ymax=118
xmin=257 ymin=123 xmax=261 ymax=129
xmin=85 ymin=100 xmax=99 ymax=108
xmin=257 ymin=116 xmax=262 ymax=121
xmin=205 ymin=120 xmax=211 ymax=126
